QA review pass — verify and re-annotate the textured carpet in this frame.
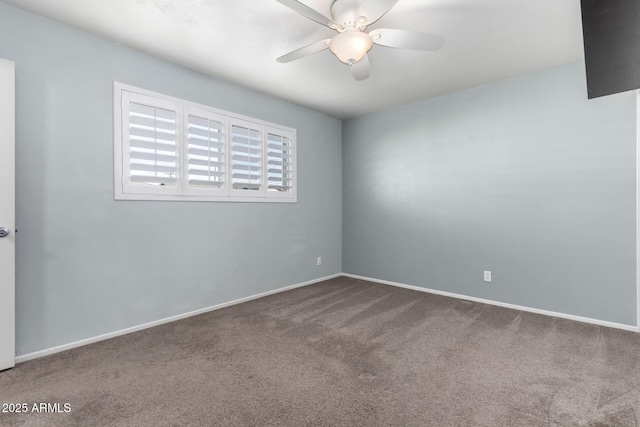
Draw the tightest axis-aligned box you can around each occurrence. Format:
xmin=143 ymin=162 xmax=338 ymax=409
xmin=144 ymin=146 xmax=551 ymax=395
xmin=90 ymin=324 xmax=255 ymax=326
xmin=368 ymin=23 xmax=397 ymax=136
xmin=1 ymin=276 xmax=640 ymax=426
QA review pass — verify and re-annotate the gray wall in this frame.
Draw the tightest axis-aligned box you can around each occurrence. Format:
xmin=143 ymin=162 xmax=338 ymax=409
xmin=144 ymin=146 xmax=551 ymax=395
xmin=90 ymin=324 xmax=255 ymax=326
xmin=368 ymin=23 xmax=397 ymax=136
xmin=0 ymin=2 xmax=342 ymax=356
xmin=343 ymin=61 xmax=637 ymax=326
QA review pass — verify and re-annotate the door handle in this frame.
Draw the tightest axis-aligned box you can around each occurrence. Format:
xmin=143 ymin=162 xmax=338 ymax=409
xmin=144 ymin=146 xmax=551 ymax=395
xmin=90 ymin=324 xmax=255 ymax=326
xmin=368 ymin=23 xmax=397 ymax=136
xmin=0 ymin=227 xmax=9 ymax=238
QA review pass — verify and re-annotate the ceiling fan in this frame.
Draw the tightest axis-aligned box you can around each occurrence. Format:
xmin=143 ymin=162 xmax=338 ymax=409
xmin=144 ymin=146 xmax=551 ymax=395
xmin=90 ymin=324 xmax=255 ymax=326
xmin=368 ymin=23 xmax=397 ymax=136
xmin=276 ymin=0 xmax=444 ymax=81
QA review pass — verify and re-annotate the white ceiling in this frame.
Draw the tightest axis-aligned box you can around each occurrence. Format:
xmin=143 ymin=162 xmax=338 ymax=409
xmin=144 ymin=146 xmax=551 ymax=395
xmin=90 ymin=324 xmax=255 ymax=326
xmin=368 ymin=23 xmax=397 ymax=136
xmin=4 ymin=0 xmax=585 ymax=119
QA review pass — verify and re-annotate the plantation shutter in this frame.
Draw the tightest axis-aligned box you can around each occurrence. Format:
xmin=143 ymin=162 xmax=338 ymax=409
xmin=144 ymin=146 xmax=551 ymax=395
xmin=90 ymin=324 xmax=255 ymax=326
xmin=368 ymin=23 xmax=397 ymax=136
xmin=229 ymin=119 xmax=263 ymax=194
xmin=266 ymin=128 xmax=294 ymax=196
xmin=115 ymin=83 xmax=297 ymax=202
xmin=185 ymin=109 xmax=226 ymax=195
xmin=122 ymin=92 xmax=179 ymax=195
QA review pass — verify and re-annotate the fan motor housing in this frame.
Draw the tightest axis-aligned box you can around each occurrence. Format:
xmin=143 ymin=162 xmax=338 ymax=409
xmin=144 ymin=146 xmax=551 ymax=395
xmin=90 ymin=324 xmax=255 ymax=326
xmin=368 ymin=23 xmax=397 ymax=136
xmin=331 ymin=0 xmax=364 ymax=29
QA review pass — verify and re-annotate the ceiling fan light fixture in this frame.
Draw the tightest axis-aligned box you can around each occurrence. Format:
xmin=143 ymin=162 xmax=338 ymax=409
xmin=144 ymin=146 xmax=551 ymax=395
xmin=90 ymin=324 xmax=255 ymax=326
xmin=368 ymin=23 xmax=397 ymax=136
xmin=329 ymin=31 xmax=373 ymax=64
xmin=275 ymin=0 xmax=444 ymax=80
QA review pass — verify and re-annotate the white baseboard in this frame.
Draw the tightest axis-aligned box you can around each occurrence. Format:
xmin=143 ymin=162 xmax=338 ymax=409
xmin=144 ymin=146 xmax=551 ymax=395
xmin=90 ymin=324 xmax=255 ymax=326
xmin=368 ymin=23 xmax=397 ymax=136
xmin=342 ymin=273 xmax=639 ymax=333
xmin=15 ymin=273 xmax=342 ymax=364
xmin=16 ymin=271 xmax=637 ymax=364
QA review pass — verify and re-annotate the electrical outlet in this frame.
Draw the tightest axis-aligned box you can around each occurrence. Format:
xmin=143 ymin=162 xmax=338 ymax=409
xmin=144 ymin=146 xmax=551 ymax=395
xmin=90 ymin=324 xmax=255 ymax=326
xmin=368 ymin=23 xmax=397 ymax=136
xmin=317 ymin=257 xmax=322 ymax=266
xmin=484 ymin=271 xmax=492 ymax=282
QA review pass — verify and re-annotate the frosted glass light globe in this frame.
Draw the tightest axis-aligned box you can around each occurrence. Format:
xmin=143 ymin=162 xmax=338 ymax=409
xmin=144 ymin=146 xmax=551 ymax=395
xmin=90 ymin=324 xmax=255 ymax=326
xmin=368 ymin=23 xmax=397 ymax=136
xmin=329 ymin=31 xmax=373 ymax=64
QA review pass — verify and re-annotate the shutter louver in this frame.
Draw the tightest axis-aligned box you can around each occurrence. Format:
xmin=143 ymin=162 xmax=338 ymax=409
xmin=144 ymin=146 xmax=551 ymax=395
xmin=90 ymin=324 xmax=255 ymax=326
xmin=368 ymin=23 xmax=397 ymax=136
xmin=126 ymin=101 xmax=178 ymax=188
xmin=230 ymin=122 xmax=262 ymax=192
xmin=187 ymin=113 xmax=225 ymax=191
xmin=266 ymin=131 xmax=294 ymax=193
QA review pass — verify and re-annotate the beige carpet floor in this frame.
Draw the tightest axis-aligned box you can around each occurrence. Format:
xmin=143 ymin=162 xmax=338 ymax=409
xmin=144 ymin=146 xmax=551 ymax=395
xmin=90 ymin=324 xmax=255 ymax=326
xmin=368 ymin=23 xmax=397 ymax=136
xmin=1 ymin=276 xmax=640 ymax=426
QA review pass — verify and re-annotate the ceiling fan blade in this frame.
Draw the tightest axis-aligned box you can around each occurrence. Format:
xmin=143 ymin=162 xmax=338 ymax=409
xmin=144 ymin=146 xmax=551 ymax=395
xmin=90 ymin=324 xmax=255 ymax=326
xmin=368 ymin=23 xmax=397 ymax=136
xmin=276 ymin=0 xmax=339 ymax=29
xmin=350 ymin=54 xmax=370 ymax=81
xmin=277 ymin=39 xmax=331 ymax=63
xmin=369 ymin=28 xmax=444 ymax=51
xmin=356 ymin=0 xmax=398 ymax=25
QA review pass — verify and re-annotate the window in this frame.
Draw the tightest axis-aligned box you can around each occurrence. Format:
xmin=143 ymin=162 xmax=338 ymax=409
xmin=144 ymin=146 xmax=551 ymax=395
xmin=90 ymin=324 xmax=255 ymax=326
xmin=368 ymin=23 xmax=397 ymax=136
xmin=266 ymin=128 xmax=294 ymax=193
xmin=229 ymin=119 xmax=263 ymax=194
xmin=121 ymin=92 xmax=179 ymax=195
xmin=114 ymin=82 xmax=296 ymax=202
xmin=185 ymin=108 xmax=226 ymax=196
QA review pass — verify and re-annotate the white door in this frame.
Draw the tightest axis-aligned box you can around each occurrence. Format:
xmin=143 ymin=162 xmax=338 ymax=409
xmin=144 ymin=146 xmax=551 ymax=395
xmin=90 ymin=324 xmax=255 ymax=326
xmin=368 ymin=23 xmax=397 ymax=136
xmin=0 ymin=58 xmax=15 ymax=371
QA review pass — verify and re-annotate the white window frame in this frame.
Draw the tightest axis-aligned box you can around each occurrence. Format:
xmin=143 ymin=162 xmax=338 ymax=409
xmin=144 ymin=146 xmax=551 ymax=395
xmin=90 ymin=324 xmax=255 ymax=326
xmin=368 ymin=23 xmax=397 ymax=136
xmin=228 ymin=117 xmax=266 ymax=198
xmin=114 ymin=82 xmax=297 ymax=203
xmin=184 ymin=106 xmax=228 ymax=198
xmin=265 ymin=126 xmax=295 ymax=196
xmin=121 ymin=91 xmax=182 ymax=197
